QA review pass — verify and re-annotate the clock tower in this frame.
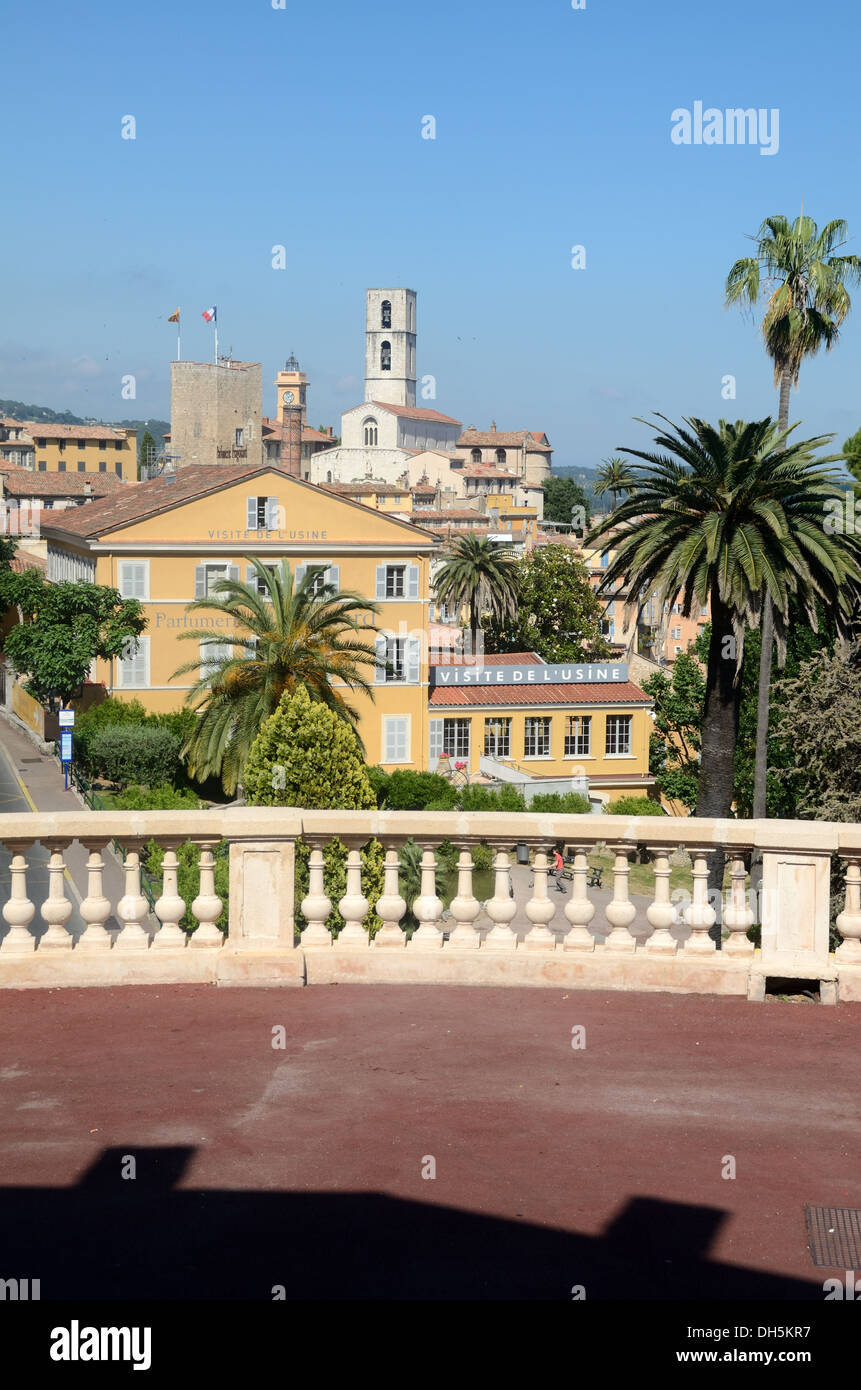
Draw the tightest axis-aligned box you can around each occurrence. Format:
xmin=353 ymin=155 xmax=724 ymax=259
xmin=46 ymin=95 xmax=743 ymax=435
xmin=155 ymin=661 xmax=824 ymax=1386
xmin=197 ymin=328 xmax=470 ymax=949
xmin=274 ymin=353 xmax=308 ymax=427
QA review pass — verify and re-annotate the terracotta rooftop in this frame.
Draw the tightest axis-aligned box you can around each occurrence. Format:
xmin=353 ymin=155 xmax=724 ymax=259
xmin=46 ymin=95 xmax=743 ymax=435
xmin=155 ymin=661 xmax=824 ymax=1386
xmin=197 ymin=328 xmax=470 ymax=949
xmin=410 ymin=509 xmax=493 ymax=523
xmin=261 ymin=418 xmax=335 ymax=444
xmin=431 ymin=651 xmax=541 ymax=667
xmin=458 ymin=429 xmax=551 ymax=451
xmin=368 ymin=402 xmax=462 ymax=425
xmin=24 ymin=423 xmax=131 ymax=441
xmin=0 ymin=467 xmax=128 ymax=497
xmin=429 ymin=680 xmax=650 ymax=707
xmin=461 ymin=467 xmax=521 ymax=481
xmin=9 ymin=550 xmax=47 ymax=574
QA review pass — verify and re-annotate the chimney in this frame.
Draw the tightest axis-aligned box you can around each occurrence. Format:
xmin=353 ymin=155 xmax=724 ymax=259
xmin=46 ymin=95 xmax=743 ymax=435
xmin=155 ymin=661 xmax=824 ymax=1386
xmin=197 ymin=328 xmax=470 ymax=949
xmin=280 ymin=406 xmax=302 ymax=477
xmin=83 ymin=481 xmax=93 ymax=497
xmin=490 ymin=420 xmax=496 ymax=431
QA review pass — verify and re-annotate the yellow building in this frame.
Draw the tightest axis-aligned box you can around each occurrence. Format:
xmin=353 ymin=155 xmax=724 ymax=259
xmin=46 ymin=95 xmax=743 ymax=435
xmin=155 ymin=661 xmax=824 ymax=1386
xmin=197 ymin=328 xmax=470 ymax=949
xmin=429 ymin=652 xmax=654 ymax=803
xmin=40 ymin=464 xmax=437 ymax=770
xmin=18 ymin=423 xmax=138 ymax=482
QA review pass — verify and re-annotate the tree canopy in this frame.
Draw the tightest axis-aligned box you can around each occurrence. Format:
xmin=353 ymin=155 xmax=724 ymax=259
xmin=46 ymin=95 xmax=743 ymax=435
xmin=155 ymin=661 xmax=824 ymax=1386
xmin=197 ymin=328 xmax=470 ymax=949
xmin=483 ymin=543 xmax=610 ymax=662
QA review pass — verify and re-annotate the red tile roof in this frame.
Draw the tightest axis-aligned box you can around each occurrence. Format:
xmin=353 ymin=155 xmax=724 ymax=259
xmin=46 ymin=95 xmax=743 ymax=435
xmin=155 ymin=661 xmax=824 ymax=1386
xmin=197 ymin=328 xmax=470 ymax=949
xmin=25 ymin=423 xmax=131 ymax=441
xmin=0 ymin=467 xmax=127 ymax=497
xmin=430 ymin=680 xmax=650 ymax=707
xmin=432 ymin=652 xmax=541 ymax=666
xmin=457 ymin=429 xmax=552 ymax=451
xmin=368 ymin=402 xmax=462 ymax=425
xmin=461 ymin=467 xmax=521 ymax=481
xmin=410 ymin=509 xmax=493 ymax=523
xmin=10 ymin=550 xmax=47 ymax=574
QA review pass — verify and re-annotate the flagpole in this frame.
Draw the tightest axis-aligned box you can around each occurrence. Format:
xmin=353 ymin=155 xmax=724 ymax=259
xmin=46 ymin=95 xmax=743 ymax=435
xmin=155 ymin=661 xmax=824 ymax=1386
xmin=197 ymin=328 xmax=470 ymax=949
xmin=215 ymin=321 xmax=219 ymax=365
xmin=177 ymin=310 xmax=181 ymax=362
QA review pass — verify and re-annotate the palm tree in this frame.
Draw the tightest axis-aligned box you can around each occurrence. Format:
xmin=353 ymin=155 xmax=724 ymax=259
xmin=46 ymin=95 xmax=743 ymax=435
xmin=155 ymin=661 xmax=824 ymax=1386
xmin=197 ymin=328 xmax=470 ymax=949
xmin=594 ymin=456 xmax=634 ymax=512
xmin=726 ymin=213 xmax=861 ymax=819
xmin=586 ymin=415 xmax=861 ymax=912
xmin=432 ymin=534 xmax=519 ymax=651
xmin=170 ymin=559 xmax=380 ymax=794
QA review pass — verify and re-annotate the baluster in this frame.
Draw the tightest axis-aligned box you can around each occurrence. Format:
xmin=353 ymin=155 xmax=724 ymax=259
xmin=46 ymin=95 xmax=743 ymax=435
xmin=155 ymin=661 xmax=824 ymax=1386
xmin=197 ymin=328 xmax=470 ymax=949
xmin=602 ymin=842 xmax=637 ymax=950
xmin=0 ymin=843 xmax=36 ymax=954
xmin=447 ymin=849 xmax=481 ymax=948
xmin=77 ymin=841 xmax=113 ymax=950
xmin=484 ymin=848 xmax=518 ymax=950
xmin=644 ymin=847 xmax=678 ymax=954
xmin=523 ymin=845 xmax=557 ymax=950
xmin=300 ymin=843 xmax=333 ymax=945
xmin=336 ymin=844 xmax=370 ymax=946
xmin=724 ymin=851 xmax=755 ymax=956
xmin=190 ymin=842 xmax=224 ymax=948
xmin=682 ymin=848 xmax=717 ymax=953
xmin=115 ymin=842 xmax=151 ymax=951
xmin=374 ymin=845 xmax=407 ymax=947
xmin=409 ymin=845 xmax=444 ymax=948
xmin=836 ymin=856 xmax=861 ymax=961
xmin=39 ymin=842 xmax=73 ymax=950
xmin=152 ymin=843 xmax=187 ymax=949
xmin=562 ymin=845 xmax=596 ymax=951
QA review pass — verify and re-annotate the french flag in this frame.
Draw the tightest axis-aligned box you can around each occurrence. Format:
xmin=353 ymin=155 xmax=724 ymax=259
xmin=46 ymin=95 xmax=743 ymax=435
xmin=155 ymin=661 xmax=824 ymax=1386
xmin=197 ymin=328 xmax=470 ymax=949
xmin=202 ymin=306 xmax=217 ymax=323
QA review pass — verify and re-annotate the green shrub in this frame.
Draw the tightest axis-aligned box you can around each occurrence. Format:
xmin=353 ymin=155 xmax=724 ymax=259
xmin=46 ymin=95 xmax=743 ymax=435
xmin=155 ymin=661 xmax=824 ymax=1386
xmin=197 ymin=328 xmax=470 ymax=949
xmin=384 ymin=770 xmax=458 ymax=810
xmin=606 ymin=795 xmax=664 ymax=816
xmin=458 ymin=784 xmax=527 ymax=812
xmin=366 ymin=766 xmax=391 ymax=807
xmin=529 ymin=791 xmax=591 ymax=814
xmin=88 ymin=725 xmax=181 ymax=789
xmin=113 ymin=784 xmax=202 ymax=811
xmin=75 ymin=697 xmax=148 ymax=771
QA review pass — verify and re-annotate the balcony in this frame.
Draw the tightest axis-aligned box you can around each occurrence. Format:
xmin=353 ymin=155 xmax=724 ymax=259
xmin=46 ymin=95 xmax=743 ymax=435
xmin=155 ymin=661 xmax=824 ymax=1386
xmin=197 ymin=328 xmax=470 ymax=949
xmin=1 ymin=808 xmax=860 ymax=1001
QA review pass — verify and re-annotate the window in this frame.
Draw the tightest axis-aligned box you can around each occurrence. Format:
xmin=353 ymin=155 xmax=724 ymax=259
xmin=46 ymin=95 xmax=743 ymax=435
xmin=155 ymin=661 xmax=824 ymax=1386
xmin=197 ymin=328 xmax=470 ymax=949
xmin=381 ymin=300 xmax=392 ymax=329
xmin=441 ymin=718 xmax=470 ymax=760
xmin=600 ymin=618 xmax=615 ymax=639
xmin=38 ymin=460 xmax=46 ymax=471
xmin=363 ymin=417 xmax=378 ymax=447
xmin=674 ymin=645 xmax=682 ymax=655
xmin=99 ymin=460 xmax=106 ymax=473
xmin=484 ymin=717 xmax=511 ymax=759
xmin=671 ymin=626 xmax=681 ymax=640
xmin=77 ymin=460 xmax=86 ymax=472
xmin=119 ymin=561 xmax=148 ymax=600
xmin=235 ymin=428 xmax=244 ymax=447
xmin=58 ymin=460 xmax=66 ymax=473
xmin=99 ymin=439 xmax=107 ymax=451
xmin=672 ymin=603 xmax=682 ymax=614
xmin=524 ymin=717 xmax=551 ymax=758
xmin=293 ymin=563 xmax=339 ymax=595
xmin=495 ymin=448 xmax=506 ymax=465
xmin=194 ymin=563 xmax=239 ymax=598
xmin=605 ymin=714 xmax=632 ymax=756
xmin=36 ymin=438 xmax=45 ymax=448
xmin=246 ymin=496 xmax=279 ymax=530
xmin=199 ymin=639 xmax=233 ymax=681
xmin=383 ymin=716 xmax=410 ymax=763
xmin=77 ymin=439 xmax=86 ymax=449
xmin=57 ymin=440 xmax=66 ymax=451
xmin=115 ymin=441 xmax=122 ymax=451
xmin=565 ymin=715 xmax=591 ymax=757
xmin=380 ymin=340 xmax=392 ymax=371
xmin=471 ymin=448 xmax=482 ymax=464
xmin=118 ymin=636 xmax=148 ymax=688
xmin=115 ymin=462 xmax=122 ymax=476
xmin=375 ymin=563 xmax=419 ymax=600
xmin=245 ymin=562 xmax=279 ymax=595
xmin=374 ymin=634 xmax=420 ymax=684
xmin=600 ymin=551 xmax=610 ymax=569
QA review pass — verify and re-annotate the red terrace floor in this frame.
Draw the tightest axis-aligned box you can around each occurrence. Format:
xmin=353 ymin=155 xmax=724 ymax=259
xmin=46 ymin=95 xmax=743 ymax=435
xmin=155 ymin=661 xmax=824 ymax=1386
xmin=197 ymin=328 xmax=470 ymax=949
xmin=1 ymin=984 xmax=859 ymax=1301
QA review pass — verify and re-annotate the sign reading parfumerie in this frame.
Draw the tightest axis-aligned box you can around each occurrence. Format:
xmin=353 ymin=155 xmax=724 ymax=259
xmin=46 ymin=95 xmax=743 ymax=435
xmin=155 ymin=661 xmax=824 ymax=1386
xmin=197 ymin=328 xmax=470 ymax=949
xmin=431 ymin=663 xmax=629 ymax=687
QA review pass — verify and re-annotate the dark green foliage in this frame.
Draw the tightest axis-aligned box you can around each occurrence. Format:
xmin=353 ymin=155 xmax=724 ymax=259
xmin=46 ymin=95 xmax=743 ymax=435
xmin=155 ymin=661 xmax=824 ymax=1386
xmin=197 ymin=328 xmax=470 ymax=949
xmin=138 ymin=429 xmax=156 ymax=479
xmin=143 ymin=839 xmax=229 ymax=933
xmin=365 ymin=765 xmax=391 ymax=806
xmin=606 ymin=795 xmax=664 ymax=816
xmin=457 ymin=783 xmax=527 ymax=812
xmin=88 ymin=725 xmax=181 ymax=788
xmin=482 ymin=544 xmax=610 ymax=662
xmin=112 ymin=784 xmax=201 ymax=810
xmin=74 ymin=698 xmax=149 ymax=770
xmin=542 ymin=477 xmax=590 ymax=528
xmin=529 ymin=791 xmax=592 ymax=814
xmin=379 ymin=770 xmax=458 ymax=810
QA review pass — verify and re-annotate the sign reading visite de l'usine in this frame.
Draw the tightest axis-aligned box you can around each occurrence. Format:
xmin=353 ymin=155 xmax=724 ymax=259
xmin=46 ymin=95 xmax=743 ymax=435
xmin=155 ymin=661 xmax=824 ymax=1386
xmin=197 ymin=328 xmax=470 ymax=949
xmin=431 ymin=663 xmax=629 ymax=687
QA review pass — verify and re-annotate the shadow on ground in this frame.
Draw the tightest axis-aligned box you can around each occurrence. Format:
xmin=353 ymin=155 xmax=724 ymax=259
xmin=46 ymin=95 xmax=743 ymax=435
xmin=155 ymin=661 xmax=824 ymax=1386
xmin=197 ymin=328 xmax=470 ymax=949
xmin=0 ymin=1145 xmax=822 ymax=1300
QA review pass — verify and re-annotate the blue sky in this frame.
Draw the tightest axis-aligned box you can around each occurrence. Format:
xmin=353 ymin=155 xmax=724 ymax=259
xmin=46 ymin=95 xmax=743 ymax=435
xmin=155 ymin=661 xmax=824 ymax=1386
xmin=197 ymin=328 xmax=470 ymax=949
xmin=2 ymin=0 xmax=860 ymax=466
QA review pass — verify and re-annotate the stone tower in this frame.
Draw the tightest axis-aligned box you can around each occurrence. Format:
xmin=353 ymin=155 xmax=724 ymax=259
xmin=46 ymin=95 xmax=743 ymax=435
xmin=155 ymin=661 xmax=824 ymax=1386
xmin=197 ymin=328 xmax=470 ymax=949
xmin=364 ymin=288 xmax=416 ymax=407
xmin=275 ymin=353 xmax=308 ymax=428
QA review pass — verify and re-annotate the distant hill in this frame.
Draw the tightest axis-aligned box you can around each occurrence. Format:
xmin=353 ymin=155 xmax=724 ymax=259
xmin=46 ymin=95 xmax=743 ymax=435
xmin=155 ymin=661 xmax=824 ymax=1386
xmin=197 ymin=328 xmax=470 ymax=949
xmin=551 ymin=465 xmax=603 ymax=507
xmin=0 ymin=400 xmax=169 ymax=454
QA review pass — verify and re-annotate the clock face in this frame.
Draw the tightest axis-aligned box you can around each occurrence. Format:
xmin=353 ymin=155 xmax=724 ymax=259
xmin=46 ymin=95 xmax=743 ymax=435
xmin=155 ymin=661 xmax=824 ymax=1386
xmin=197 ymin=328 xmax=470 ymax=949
xmin=283 ymin=391 xmax=295 ymax=404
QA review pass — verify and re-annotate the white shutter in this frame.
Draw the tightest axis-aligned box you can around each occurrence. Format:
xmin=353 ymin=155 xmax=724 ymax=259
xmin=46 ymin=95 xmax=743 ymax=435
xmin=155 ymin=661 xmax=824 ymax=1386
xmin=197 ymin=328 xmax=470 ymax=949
xmin=407 ymin=564 xmax=419 ymax=599
xmin=384 ymin=717 xmax=409 ymax=763
xmin=406 ymin=635 xmax=420 ymax=684
xmin=266 ymin=497 xmax=279 ymax=529
xmin=246 ymin=498 xmax=257 ymax=529
xmin=227 ymin=565 xmax=240 ymax=583
xmin=194 ymin=565 xmax=206 ymax=599
xmin=294 ymin=564 xmax=307 ymax=588
xmin=375 ymin=565 xmax=386 ymax=600
xmin=245 ymin=565 xmax=256 ymax=585
xmin=326 ymin=565 xmax=340 ymax=590
xmin=374 ymin=635 xmax=387 ymax=684
xmin=428 ymin=719 xmax=445 ymax=771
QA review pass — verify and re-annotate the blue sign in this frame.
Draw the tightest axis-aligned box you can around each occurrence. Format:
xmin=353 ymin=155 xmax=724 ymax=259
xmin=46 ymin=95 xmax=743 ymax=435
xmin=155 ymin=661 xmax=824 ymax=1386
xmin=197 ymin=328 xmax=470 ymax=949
xmin=431 ymin=662 xmax=629 ymax=688
xmin=60 ymin=732 xmax=73 ymax=763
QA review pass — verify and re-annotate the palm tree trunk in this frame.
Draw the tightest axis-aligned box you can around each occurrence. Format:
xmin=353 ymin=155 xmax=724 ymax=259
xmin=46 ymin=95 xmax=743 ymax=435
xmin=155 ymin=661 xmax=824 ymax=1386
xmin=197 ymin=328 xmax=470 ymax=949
xmin=752 ymin=369 xmax=791 ymax=821
xmin=696 ymin=592 xmax=744 ymax=947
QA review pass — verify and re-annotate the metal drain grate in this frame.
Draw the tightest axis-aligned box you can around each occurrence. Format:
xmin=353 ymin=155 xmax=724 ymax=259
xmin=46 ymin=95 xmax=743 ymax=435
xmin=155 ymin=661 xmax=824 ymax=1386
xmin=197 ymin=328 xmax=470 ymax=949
xmin=805 ymin=1205 xmax=861 ymax=1267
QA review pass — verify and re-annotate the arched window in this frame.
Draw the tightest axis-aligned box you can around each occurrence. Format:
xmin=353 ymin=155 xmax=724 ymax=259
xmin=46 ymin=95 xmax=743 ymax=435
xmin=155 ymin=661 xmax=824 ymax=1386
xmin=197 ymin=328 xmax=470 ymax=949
xmin=363 ymin=418 xmax=378 ymax=447
xmin=381 ymin=300 xmax=391 ymax=329
xmin=326 ymin=470 xmax=332 ymax=483
xmin=495 ymin=448 xmax=506 ymax=465
xmin=380 ymin=341 xmax=391 ymax=372
xmin=471 ymin=448 xmax=482 ymax=464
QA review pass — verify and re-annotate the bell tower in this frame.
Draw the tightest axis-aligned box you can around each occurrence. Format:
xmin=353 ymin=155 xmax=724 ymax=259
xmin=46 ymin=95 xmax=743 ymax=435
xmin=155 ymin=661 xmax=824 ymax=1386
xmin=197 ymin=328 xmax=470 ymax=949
xmin=275 ymin=353 xmax=308 ymax=427
xmin=364 ymin=289 xmax=416 ymax=406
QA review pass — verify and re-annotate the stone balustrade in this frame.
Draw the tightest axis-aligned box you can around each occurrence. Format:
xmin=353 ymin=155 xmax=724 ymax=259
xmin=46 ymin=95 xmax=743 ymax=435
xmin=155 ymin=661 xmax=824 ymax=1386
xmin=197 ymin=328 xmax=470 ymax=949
xmin=0 ymin=808 xmax=859 ymax=1002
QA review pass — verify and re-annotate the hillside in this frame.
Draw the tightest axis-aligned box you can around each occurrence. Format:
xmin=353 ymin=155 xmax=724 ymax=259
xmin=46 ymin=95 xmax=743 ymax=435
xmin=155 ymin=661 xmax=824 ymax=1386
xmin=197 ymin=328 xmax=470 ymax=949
xmin=0 ymin=400 xmax=169 ymax=453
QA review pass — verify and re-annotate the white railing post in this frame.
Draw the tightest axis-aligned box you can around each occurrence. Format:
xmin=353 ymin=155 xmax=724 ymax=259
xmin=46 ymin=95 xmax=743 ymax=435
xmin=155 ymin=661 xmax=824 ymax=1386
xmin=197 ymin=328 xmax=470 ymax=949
xmin=39 ymin=842 xmax=74 ymax=950
xmin=336 ymin=843 xmax=370 ymax=947
xmin=374 ymin=845 xmax=407 ymax=948
xmin=0 ymin=843 xmax=36 ymax=954
xmin=562 ymin=845 xmax=596 ymax=951
xmin=300 ymin=842 xmax=333 ymax=945
xmin=836 ymin=857 xmax=861 ymax=962
xmin=603 ymin=842 xmax=637 ymax=951
xmin=644 ymin=847 xmax=677 ymax=955
xmin=115 ymin=841 xmax=150 ymax=951
xmin=682 ymin=848 xmax=717 ymax=954
xmin=484 ymin=847 xmax=518 ymax=950
xmin=523 ymin=844 xmax=557 ymax=950
xmin=152 ymin=843 xmax=187 ymax=950
xmin=446 ymin=849 xmax=481 ymax=948
xmin=77 ymin=841 xmax=113 ymax=951
xmin=724 ymin=851 xmax=755 ymax=957
xmin=409 ymin=845 xmax=444 ymax=949
xmin=190 ymin=841 xmax=225 ymax=948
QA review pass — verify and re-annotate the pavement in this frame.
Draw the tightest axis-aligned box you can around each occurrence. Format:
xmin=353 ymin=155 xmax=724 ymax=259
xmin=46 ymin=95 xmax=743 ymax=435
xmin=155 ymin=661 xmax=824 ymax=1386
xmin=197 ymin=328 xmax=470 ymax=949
xmin=0 ymin=982 xmax=857 ymax=1300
